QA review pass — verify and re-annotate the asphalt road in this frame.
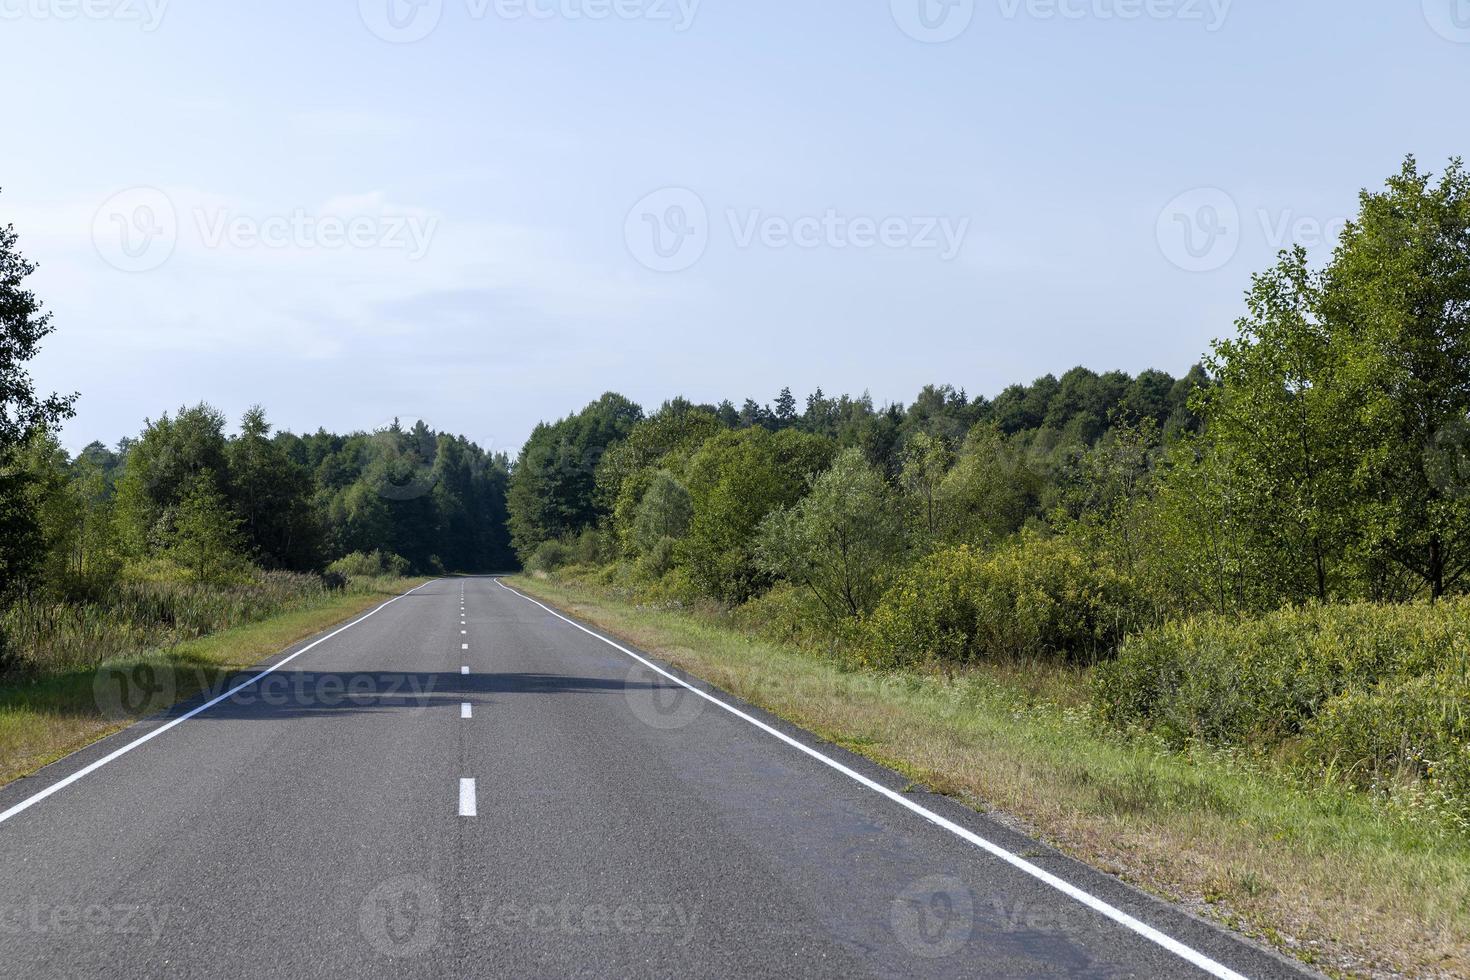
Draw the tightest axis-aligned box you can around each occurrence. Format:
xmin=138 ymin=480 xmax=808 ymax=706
xmin=0 ymin=577 xmax=1316 ymax=979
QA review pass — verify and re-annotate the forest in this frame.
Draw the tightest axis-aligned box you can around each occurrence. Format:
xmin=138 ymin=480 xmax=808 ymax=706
xmin=506 ymin=157 xmax=1470 ymax=832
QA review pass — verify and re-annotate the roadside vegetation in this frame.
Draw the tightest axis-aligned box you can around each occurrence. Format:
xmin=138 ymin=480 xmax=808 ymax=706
xmin=503 ymin=157 xmax=1470 ymax=977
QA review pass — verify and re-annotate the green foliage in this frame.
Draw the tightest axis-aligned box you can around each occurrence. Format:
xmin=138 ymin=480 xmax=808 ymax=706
xmin=861 ymin=535 xmax=1145 ymax=668
xmin=326 ymin=550 xmax=411 ymax=580
xmin=0 ymin=201 xmax=75 ymax=602
xmin=682 ymin=427 xmax=835 ymax=603
xmin=169 ymin=475 xmax=244 ymax=583
xmin=755 ymin=448 xmax=905 ymax=622
xmin=1094 ymin=598 xmax=1470 ymax=822
xmin=507 ymin=392 xmax=642 ymax=560
xmin=934 ymin=425 xmax=1043 ymax=545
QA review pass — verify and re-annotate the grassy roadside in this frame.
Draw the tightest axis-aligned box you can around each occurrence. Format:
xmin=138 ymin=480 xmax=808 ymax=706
xmin=0 ymin=577 xmax=427 ymax=788
xmin=512 ymin=573 xmax=1470 ymax=980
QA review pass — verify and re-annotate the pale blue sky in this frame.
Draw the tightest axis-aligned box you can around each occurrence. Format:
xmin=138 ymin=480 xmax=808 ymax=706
xmin=2 ymin=0 xmax=1466 ymax=453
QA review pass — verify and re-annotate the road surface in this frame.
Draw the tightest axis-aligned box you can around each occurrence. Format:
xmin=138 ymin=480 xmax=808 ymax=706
xmin=0 ymin=577 xmax=1313 ymax=979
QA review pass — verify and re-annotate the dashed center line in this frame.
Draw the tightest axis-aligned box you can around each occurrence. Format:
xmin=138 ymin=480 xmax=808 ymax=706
xmin=461 ymin=703 xmax=473 ymax=719
xmin=462 ymin=643 xmax=469 ymax=650
xmin=461 ymin=666 xmax=469 ymax=675
xmin=459 ymin=778 xmax=477 ymax=817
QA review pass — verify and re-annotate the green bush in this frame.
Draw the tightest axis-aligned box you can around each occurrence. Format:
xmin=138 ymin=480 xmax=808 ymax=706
xmin=859 ymin=535 xmax=1145 ymax=668
xmin=525 ymin=539 xmax=573 ymax=574
xmin=1094 ymin=599 xmax=1470 ymax=747
xmin=326 ymin=550 xmax=411 ymax=580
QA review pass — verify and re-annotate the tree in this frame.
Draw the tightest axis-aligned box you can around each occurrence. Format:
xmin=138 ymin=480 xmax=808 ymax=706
xmin=682 ymin=427 xmax=834 ymax=602
xmin=506 ymin=392 xmax=642 ymax=560
xmin=227 ymin=406 xmax=322 ymax=570
xmin=935 ymin=425 xmax=1043 ymax=544
xmin=1325 ymin=157 xmax=1470 ymax=599
xmin=1194 ymin=246 xmax=1360 ymax=603
xmin=114 ymin=403 xmax=230 ymax=557
xmin=900 ymin=431 xmax=953 ymax=544
xmin=755 ymin=448 xmax=906 ymax=621
xmin=0 ymin=197 xmax=76 ymax=600
xmin=170 ymin=475 xmax=243 ymax=582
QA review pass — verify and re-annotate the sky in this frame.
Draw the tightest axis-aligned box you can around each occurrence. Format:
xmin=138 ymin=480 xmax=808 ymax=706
xmin=1 ymin=0 xmax=1467 ymax=455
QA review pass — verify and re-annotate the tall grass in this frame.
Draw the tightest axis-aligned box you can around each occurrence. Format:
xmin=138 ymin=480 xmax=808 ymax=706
xmin=0 ymin=570 xmax=336 ymax=675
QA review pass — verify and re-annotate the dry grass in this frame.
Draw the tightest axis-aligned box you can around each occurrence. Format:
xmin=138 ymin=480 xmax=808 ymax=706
xmin=513 ymin=574 xmax=1470 ymax=980
xmin=0 ymin=578 xmax=425 ymax=787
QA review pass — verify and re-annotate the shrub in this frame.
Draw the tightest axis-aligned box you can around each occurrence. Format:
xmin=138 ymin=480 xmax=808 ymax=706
xmin=327 ymin=550 xmax=411 ymax=580
xmin=1096 ymin=599 xmax=1470 ymax=826
xmin=525 ymin=539 xmax=573 ymax=574
xmin=859 ymin=534 xmax=1145 ymax=668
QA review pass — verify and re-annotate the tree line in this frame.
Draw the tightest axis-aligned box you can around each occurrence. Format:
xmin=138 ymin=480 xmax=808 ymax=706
xmin=1 ymin=190 xmax=514 ymax=627
xmin=506 ymin=156 xmax=1470 ymax=631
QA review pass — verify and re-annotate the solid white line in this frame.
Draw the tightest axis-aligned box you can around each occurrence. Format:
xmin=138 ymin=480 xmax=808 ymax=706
xmin=0 ymin=580 xmax=443 ymax=828
xmin=461 ymin=703 xmax=473 ymax=719
xmin=459 ymin=778 xmax=477 ymax=816
xmin=495 ymin=579 xmax=1250 ymax=980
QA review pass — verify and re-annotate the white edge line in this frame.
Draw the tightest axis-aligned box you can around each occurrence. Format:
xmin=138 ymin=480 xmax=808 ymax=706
xmin=459 ymin=777 xmax=477 ymax=816
xmin=0 ymin=579 xmax=442 ymax=827
xmin=496 ymin=578 xmax=1251 ymax=980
